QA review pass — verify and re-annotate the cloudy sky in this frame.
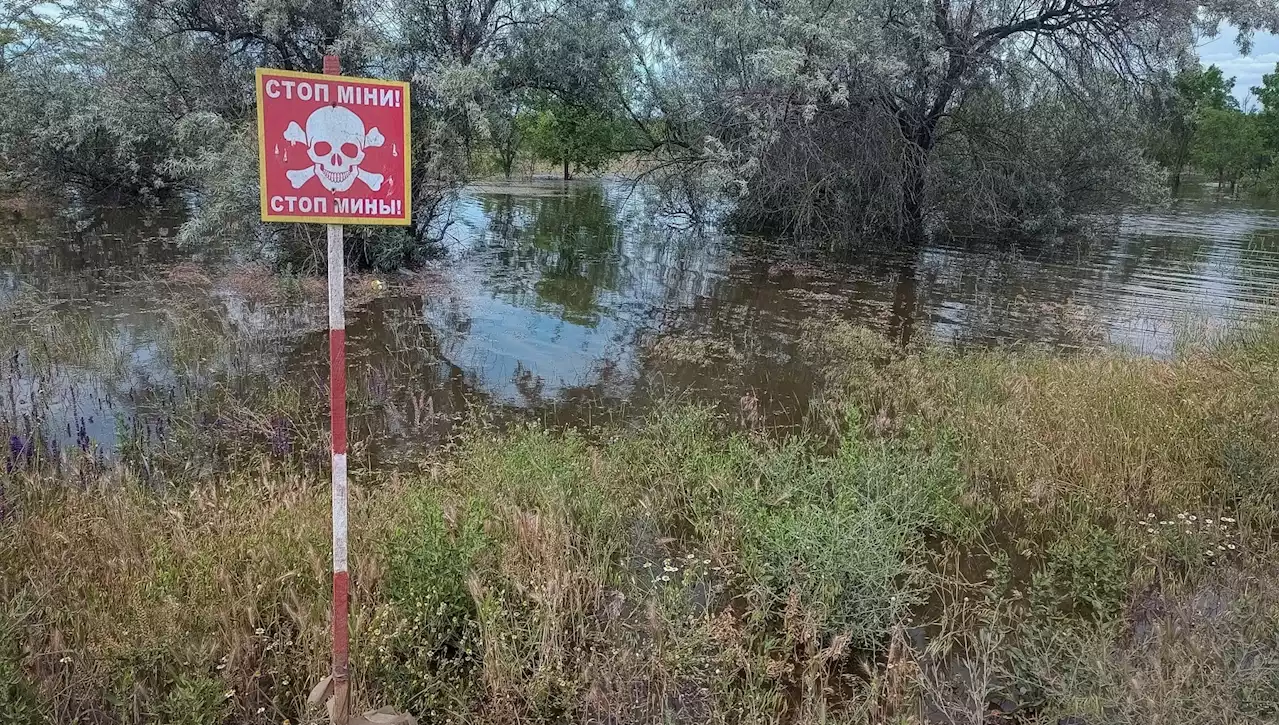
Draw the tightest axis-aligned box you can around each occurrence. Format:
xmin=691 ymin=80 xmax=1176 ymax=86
xmin=1199 ymin=24 xmax=1279 ymax=108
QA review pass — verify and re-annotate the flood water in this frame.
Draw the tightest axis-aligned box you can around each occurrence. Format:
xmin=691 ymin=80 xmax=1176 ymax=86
xmin=2 ymin=180 xmax=1276 ymax=469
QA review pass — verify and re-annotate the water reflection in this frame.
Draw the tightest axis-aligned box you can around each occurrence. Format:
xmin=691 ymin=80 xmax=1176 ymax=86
xmin=1 ymin=182 xmax=1275 ymax=467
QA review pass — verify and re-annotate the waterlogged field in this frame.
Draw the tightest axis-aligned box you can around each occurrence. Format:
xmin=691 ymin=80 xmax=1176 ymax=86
xmin=0 ymin=184 xmax=1277 ymax=724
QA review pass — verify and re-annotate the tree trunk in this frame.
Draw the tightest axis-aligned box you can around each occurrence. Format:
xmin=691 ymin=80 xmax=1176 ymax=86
xmin=562 ymin=157 xmax=571 ymax=180
xmin=899 ymin=135 xmax=931 ymax=241
xmin=891 ymin=102 xmax=938 ymax=242
xmin=901 ymin=163 xmax=926 ymax=240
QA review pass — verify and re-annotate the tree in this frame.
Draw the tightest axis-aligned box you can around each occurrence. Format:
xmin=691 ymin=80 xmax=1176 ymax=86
xmin=1193 ymin=107 xmax=1259 ymax=191
xmin=1148 ymin=64 xmax=1239 ymax=189
xmin=0 ymin=0 xmax=629 ymax=269
xmin=523 ymin=97 xmax=627 ymax=179
xmin=1250 ymin=64 xmax=1277 ymax=172
xmin=631 ymin=0 xmax=1276 ymax=241
xmin=489 ymin=95 xmax=528 ymax=179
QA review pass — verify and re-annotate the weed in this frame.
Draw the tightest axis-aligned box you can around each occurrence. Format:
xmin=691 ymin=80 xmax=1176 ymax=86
xmin=0 ymin=318 xmax=1274 ymax=724
xmin=156 ymin=674 xmax=230 ymax=725
xmin=805 ymin=317 xmax=1278 ymax=528
xmin=1031 ymin=521 xmax=1127 ymax=618
xmin=0 ymin=617 xmax=42 ymax=725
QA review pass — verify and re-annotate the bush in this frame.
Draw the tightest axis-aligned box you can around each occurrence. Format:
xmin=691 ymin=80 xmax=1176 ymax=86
xmin=365 ymin=493 xmax=489 ymax=719
xmin=731 ymin=435 xmax=967 ymax=644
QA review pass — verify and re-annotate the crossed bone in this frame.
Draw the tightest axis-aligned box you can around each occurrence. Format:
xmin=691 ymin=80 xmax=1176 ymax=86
xmin=283 ymin=121 xmax=386 ymax=191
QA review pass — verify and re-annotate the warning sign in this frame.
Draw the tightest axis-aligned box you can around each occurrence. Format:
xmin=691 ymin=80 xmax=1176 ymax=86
xmin=255 ymin=68 xmax=411 ymax=225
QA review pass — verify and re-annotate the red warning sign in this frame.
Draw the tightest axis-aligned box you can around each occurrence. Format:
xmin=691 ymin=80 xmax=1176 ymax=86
xmin=255 ymin=68 xmax=411 ymax=225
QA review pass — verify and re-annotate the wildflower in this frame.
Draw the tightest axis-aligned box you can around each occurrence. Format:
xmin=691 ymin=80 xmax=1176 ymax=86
xmin=1146 ymin=528 xmax=1156 ymax=534
xmin=1221 ymin=517 xmax=1236 ymax=523
xmin=59 ymin=656 xmax=72 ymax=664
xmin=642 ymin=562 xmax=651 ymax=568
xmin=1176 ymin=513 xmax=1186 ymax=519
xmin=254 ymin=627 xmax=265 ymax=635
xmin=686 ymin=553 xmax=695 ymax=559
xmin=1188 ymin=515 xmax=1197 ymax=521
xmin=660 ymin=575 xmax=670 ymax=582
xmin=1227 ymin=543 xmax=1237 ymax=550
xmin=1147 ymin=513 xmax=1155 ymax=518
xmin=1217 ymin=545 xmax=1226 ymax=551
xmin=257 ymin=707 xmax=266 ymax=714
xmin=1204 ymin=550 xmax=1215 ymax=557
xmin=702 ymin=559 xmax=711 ymax=565
xmin=1205 ymin=518 xmax=1215 ymax=524
xmin=216 ymin=663 xmax=226 ymax=670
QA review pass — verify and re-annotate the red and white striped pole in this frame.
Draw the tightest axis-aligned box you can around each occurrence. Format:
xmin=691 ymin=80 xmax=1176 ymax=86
xmin=323 ymin=53 xmax=351 ymax=725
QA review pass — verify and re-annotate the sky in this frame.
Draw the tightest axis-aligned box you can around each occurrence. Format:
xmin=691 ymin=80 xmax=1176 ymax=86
xmin=1198 ymin=24 xmax=1279 ymax=108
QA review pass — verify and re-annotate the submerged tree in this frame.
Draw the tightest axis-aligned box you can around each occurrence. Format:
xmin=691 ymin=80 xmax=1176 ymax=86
xmin=522 ymin=96 xmax=629 ymax=179
xmin=1192 ymin=106 xmax=1259 ymax=190
xmin=1146 ymin=64 xmax=1240 ymax=190
xmin=0 ymin=0 xmax=629 ymax=270
xmin=1 ymin=0 xmax=1274 ymax=256
xmin=631 ymin=0 xmax=1276 ymax=242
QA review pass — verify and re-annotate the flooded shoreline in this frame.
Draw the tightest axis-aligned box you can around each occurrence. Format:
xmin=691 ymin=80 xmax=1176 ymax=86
xmin=2 ymin=180 xmax=1276 ymax=466
xmin=2 ymin=181 xmax=1277 ymax=725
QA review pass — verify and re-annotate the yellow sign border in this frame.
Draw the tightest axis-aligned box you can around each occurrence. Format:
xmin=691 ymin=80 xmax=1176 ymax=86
xmin=255 ymin=67 xmax=412 ymax=226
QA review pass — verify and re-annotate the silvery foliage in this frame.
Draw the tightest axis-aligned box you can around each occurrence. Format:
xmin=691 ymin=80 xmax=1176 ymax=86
xmin=630 ymin=0 xmax=1277 ymax=239
xmin=2 ymin=0 xmax=623 ymax=268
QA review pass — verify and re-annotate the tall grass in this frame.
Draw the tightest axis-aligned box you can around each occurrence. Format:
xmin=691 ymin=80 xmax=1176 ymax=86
xmin=1 ymin=319 xmax=1275 ymax=724
xmin=803 ymin=317 xmax=1278 ymax=524
xmin=2 ymin=408 xmax=969 ymax=723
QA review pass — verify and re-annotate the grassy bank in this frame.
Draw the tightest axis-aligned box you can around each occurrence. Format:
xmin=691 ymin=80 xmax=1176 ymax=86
xmin=1 ymin=321 xmax=1275 ymax=724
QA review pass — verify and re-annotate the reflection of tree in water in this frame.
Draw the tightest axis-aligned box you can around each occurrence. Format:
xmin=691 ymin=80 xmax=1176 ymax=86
xmin=479 ymin=185 xmax=622 ymax=326
xmin=1 ymin=205 xmax=192 ymax=298
xmin=918 ymin=203 xmax=1278 ymax=352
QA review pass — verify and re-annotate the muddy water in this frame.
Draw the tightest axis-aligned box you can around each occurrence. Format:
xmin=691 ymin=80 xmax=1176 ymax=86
xmin=1 ymin=181 xmax=1276 ymax=467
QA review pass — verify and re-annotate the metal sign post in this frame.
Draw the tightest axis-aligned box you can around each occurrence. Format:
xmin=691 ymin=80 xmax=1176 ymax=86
xmin=255 ymin=51 xmax=411 ymax=725
xmin=323 ymin=53 xmax=351 ymax=725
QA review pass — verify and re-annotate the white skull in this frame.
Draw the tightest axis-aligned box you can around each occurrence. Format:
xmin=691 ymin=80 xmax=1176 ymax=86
xmin=304 ymin=106 xmax=367 ymax=192
xmin=283 ymin=105 xmax=386 ymax=193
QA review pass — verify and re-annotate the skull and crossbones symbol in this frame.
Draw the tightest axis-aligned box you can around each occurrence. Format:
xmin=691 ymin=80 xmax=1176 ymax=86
xmin=284 ymin=105 xmax=385 ymax=192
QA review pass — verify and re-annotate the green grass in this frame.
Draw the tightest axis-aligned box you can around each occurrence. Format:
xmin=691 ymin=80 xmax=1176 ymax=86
xmin=0 ymin=319 xmax=1275 ymax=724
xmin=0 ymin=408 xmax=967 ymax=723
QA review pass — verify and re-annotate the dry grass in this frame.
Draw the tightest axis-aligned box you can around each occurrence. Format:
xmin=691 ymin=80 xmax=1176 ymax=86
xmin=804 ymin=318 xmax=1278 ymax=521
xmin=2 ymin=408 xmax=961 ymax=724
xmin=1 ymin=321 xmax=1275 ymax=724
xmin=0 ymin=468 xmax=422 ymax=724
